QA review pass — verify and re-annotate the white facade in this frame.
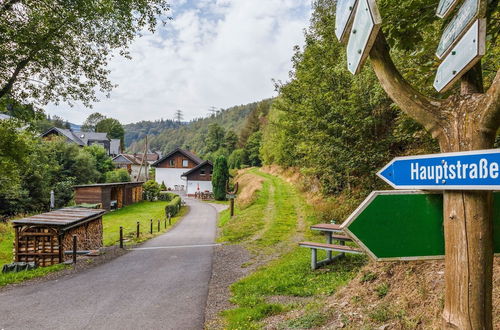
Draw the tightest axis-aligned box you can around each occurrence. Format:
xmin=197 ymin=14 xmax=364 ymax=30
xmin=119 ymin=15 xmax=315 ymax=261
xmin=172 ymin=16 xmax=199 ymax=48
xmin=155 ymin=168 xmax=187 ymax=190
xmin=186 ymin=180 xmax=213 ymax=195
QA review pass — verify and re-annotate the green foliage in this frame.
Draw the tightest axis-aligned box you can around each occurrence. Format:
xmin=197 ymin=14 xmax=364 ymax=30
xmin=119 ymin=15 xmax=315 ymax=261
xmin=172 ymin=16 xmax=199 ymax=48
xmin=212 ymin=155 xmax=229 ymax=201
xmin=0 ymin=264 xmax=68 ymax=288
xmin=165 ymin=195 xmax=182 ymax=217
xmin=206 ymin=123 xmax=226 ymax=153
xmin=160 ymin=181 xmax=167 ymax=191
xmin=105 ymin=169 xmax=131 ymax=183
xmin=95 ymin=117 xmax=125 ymax=148
xmin=143 ymin=180 xmax=160 ymax=201
xmin=376 ymin=282 xmax=390 ymax=298
xmin=0 ymin=1 xmax=170 ymax=106
xmin=81 ymin=112 xmax=105 ymax=132
xmin=245 ymin=131 xmax=262 ymax=166
xmin=223 ymin=129 xmax=239 ymax=153
xmin=228 ymin=148 xmax=248 ymax=169
xmin=260 ymin=0 xmax=438 ymax=195
xmin=287 ymin=312 xmax=328 ymax=329
xmin=84 ymin=144 xmax=115 ymax=182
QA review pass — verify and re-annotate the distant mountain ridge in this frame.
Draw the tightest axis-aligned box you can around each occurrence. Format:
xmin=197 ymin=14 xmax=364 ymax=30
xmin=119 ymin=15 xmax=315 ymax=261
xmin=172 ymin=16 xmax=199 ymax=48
xmin=126 ymin=100 xmax=270 ymax=155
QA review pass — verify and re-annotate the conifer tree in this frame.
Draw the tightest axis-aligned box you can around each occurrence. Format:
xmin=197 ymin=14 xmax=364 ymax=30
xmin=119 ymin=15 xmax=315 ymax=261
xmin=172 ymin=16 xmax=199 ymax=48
xmin=212 ymin=155 xmax=229 ymax=201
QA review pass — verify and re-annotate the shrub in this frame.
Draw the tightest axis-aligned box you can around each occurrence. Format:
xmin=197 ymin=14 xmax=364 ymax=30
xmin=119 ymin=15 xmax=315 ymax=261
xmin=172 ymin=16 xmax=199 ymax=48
xmin=158 ymin=191 xmax=173 ymax=201
xmin=165 ymin=195 xmax=182 ymax=217
xmin=105 ymin=169 xmax=130 ymax=183
xmin=143 ymin=180 xmax=160 ymax=201
xmin=160 ymin=181 xmax=167 ymax=191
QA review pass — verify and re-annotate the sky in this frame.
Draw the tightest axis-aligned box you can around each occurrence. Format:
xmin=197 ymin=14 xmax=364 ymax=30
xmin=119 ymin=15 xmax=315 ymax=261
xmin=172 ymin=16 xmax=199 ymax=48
xmin=46 ymin=0 xmax=312 ymax=125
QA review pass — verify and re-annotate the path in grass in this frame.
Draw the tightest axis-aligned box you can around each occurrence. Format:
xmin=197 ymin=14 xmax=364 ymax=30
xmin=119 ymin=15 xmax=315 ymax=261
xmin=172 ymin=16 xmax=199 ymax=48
xmin=216 ymin=169 xmax=365 ymax=329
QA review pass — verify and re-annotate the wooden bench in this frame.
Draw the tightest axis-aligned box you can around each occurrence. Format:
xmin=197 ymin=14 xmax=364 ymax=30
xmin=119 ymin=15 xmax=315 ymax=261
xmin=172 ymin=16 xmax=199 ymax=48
xmin=300 ymin=223 xmax=364 ymax=269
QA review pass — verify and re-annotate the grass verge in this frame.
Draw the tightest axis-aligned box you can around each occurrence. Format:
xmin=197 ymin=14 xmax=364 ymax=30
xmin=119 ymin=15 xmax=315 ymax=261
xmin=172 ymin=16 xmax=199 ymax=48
xmin=102 ymin=200 xmax=188 ymax=247
xmin=218 ymin=169 xmax=365 ymax=329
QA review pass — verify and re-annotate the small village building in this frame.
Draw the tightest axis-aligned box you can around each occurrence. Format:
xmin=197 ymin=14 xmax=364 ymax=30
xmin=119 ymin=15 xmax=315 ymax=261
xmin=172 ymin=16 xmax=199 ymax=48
xmin=152 ymin=148 xmax=203 ymax=191
xmin=41 ymin=127 xmax=121 ymax=156
xmin=12 ymin=208 xmax=106 ymax=266
xmin=182 ymin=161 xmax=213 ymax=196
xmin=74 ymin=182 xmax=144 ymax=210
xmin=112 ymin=154 xmax=148 ymax=181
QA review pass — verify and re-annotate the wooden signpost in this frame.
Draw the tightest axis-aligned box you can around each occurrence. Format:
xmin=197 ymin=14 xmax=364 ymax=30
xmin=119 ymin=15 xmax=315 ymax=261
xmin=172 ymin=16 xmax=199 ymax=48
xmin=336 ymin=0 xmax=498 ymax=327
xmin=225 ymin=182 xmax=238 ymax=217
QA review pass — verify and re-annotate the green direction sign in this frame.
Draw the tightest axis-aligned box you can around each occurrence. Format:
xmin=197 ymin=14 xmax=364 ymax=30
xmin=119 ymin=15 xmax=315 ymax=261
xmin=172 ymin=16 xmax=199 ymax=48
xmin=226 ymin=193 xmax=236 ymax=199
xmin=346 ymin=0 xmax=381 ymax=74
xmin=335 ymin=0 xmax=358 ymax=43
xmin=343 ymin=190 xmax=500 ymax=261
xmin=436 ymin=0 xmax=461 ymax=18
xmin=436 ymin=0 xmax=479 ymax=59
xmin=434 ymin=19 xmax=485 ymax=92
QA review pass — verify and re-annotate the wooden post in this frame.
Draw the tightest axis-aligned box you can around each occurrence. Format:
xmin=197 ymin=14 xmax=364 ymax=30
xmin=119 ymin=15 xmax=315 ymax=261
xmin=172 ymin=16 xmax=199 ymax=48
xmin=150 ymin=219 xmax=153 ymax=234
xmin=72 ymin=235 xmax=77 ymax=265
xmin=119 ymin=226 xmax=123 ymax=248
xmin=136 ymin=221 xmax=140 ymax=238
xmin=230 ymin=198 xmax=234 ymax=217
xmin=168 ymin=213 xmax=171 ymax=226
xmin=164 ymin=217 xmax=166 ymax=229
xmin=157 ymin=219 xmax=160 ymax=232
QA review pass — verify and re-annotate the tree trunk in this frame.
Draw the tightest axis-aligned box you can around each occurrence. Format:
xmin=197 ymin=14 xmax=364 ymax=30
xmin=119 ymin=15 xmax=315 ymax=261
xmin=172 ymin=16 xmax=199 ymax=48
xmin=439 ymin=100 xmax=495 ymax=329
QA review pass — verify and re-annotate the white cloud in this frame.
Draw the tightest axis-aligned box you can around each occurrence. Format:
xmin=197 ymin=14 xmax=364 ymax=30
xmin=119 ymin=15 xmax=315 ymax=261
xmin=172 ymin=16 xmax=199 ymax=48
xmin=46 ymin=0 xmax=311 ymax=124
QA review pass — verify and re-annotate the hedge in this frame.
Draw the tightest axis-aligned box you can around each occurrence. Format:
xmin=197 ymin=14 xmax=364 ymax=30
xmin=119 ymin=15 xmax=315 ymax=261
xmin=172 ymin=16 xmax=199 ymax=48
xmin=159 ymin=192 xmax=176 ymax=201
xmin=165 ymin=195 xmax=182 ymax=217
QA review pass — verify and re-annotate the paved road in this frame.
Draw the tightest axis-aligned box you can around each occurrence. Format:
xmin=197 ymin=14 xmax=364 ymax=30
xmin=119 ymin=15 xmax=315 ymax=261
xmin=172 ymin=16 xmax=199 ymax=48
xmin=0 ymin=198 xmax=218 ymax=330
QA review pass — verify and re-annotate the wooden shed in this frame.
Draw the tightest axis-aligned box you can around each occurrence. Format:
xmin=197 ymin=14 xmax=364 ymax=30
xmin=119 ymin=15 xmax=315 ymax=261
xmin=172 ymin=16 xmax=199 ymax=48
xmin=74 ymin=182 xmax=144 ymax=210
xmin=12 ymin=208 xmax=106 ymax=267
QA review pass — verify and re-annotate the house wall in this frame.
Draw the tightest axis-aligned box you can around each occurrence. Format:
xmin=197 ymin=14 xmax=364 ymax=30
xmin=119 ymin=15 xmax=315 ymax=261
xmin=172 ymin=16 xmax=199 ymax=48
xmin=156 ymin=152 xmax=197 ymax=169
xmin=155 ymin=168 xmax=188 ymax=190
xmin=75 ymin=187 xmax=103 ymax=205
xmin=186 ymin=180 xmax=213 ymax=195
xmin=130 ymin=164 xmax=148 ymax=181
xmin=185 ymin=164 xmax=213 ymax=181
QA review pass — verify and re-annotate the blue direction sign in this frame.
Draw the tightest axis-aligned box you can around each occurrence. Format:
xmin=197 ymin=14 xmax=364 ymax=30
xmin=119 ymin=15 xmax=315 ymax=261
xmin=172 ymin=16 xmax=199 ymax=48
xmin=377 ymin=149 xmax=500 ymax=190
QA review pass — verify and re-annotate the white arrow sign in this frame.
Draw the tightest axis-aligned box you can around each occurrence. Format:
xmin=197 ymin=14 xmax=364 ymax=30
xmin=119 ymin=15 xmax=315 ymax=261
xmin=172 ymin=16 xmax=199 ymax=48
xmin=434 ymin=19 xmax=485 ymax=92
xmin=335 ymin=0 xmax=358 ymax=43
xmin=346 ymin=0 xmax=381 ymax=74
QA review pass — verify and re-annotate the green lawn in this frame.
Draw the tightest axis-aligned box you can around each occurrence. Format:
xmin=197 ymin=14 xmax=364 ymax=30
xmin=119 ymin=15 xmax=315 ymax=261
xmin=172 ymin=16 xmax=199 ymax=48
xmin=218 ymin=169 xmax=366 ymax=329
xmin=102 ymin=200 xmax=188 ymax=246
xmin=0 ymin=200 xmax=185 ymax=287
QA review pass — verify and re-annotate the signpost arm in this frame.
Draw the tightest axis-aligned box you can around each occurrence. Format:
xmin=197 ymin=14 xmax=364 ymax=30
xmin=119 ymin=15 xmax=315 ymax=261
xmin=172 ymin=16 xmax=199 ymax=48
xmin=369 ymin=33 xmax=443 ymax=138
xmin=480 ymin=70 xmax=500 ymax=133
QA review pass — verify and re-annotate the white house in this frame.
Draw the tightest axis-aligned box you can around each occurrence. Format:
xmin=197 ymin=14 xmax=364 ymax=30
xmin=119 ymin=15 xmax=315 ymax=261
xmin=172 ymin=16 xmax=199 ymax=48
xmin=182 ymin=160 xmax=213 ymax=196
xmin=152 ymin=148 xmax=203 ymax=191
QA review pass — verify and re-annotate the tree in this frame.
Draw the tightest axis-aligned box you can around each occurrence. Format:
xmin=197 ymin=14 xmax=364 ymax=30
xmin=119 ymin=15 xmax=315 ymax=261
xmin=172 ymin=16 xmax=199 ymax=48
xmin=212 ymin=155 xmax=229 ymax=201
xmin=228 ymin=149 xmax=248 ymax=169
xmin=223 ymin=130 xmax=239 ymax=153
xmin=206 ymin=123 xmax=225 ymax=153
xmin=105 ymin=169 xmax=131 ymax=183
xmin=143 ymin=180 xmax=160 ymax=201
xmin=332 ymin=0 xmax=499 ymax=327
xmin=95 ymin=117 xmax=125 ymax=148
xmin=84 ymin=144 xmax=115 ymax=182
xmin=81 ymin=112 xmax=105 ymax=132
xmin=0 ymin=1 xmax=170 ymax=106
xmin=245 ymin=131 xmax=262 ymax=167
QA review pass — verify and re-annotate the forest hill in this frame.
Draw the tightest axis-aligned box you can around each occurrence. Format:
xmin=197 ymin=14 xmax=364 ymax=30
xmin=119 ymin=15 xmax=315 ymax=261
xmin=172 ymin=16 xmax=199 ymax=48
xmin=410 ymin=159 xmax=500 ymax=183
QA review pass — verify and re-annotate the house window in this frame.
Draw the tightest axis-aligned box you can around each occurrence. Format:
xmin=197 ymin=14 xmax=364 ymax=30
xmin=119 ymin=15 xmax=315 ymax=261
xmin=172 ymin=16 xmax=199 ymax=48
xmin=169 ymin=159 xmax=175 ymax=167
xmin=182 ymin=159 xmax=189 ymax=167
xmin=200 ymin=169 xmax=206 ymax=176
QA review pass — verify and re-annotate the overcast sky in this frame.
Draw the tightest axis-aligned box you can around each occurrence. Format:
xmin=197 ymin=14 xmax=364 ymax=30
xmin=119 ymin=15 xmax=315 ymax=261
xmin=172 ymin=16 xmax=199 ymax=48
xmin=45 ymin=0 xmax=312 ymax=125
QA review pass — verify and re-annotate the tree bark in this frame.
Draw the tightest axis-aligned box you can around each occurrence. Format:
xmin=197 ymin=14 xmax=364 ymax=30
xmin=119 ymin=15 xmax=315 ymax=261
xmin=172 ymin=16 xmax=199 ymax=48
xmin=369 ymin=30 xmax=499 ymax=330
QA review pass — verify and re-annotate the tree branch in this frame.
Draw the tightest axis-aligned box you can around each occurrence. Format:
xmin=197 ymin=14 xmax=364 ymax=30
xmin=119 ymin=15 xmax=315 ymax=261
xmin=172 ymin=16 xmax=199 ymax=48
xmin=480 ymin=69 xmax=500 ymax=133
xmin=369 ymin=32 xmax=444 ymax=138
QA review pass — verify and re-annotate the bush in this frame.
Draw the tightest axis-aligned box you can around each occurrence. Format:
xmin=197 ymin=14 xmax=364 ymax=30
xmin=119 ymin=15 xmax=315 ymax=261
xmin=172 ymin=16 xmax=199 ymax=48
xmin=160 ymin=181 xmax=167 ymax=191
xmin=143 ymin=180 xmax=160 ymax=201
xmin=105 ymin=169 xmax=130 ymax=183
xmin=158 ymin=191 xmax=174 ymax=201
xmin=165 ymin=195 xmax=182 ymax=217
